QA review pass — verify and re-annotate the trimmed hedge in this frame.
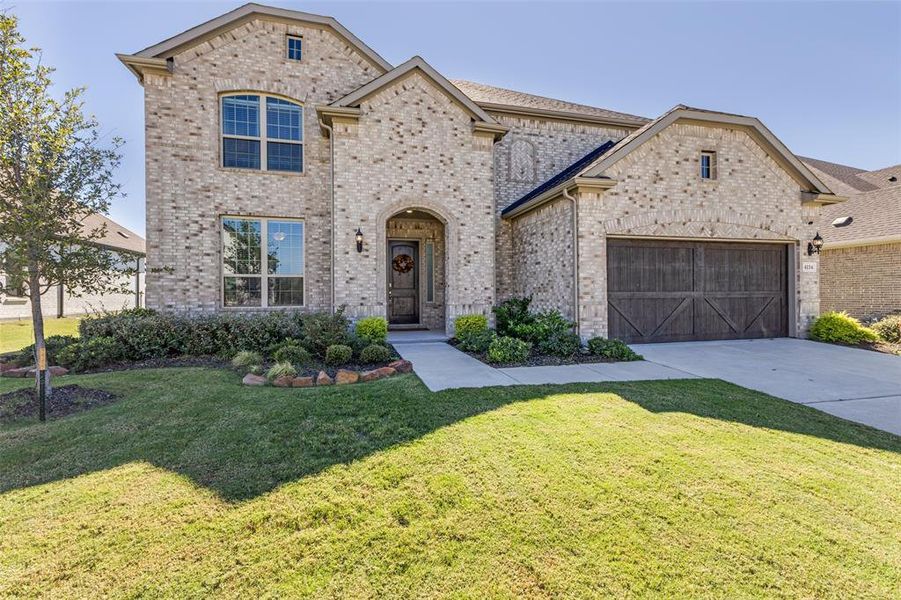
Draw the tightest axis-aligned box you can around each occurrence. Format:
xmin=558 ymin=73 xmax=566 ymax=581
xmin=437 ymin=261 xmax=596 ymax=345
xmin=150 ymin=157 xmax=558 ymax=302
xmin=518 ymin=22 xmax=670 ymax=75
xmin=360 ymin=344 xmax=391 ymax=364
xmin=809 ymin=311 xmax=878 ymax=345
xmin=587 ymin=337 xmax=642 ymax=361
xmin=487 ymin=336 xmax=531 ymax=364
xmin=454 ymin=314 xmax=488 ymax=339
xmin=325 ymin=344 xmax=353 ymax=366
xmin=872 ymin=314 xmax=901 ymax=343
xmin=355 ymin=317 xmax=388 ymax=345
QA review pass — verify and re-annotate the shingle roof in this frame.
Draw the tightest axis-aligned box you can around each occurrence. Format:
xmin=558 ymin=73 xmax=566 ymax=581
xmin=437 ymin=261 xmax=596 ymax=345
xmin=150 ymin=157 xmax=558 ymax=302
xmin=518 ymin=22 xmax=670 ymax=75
xmin=819 ymin=184 xmax=901 ymax=246
xmin=799 ymin=156 xmax=879 ymax=195
xmin=501 ymin=140 xmax=617 ymax=216
xmin=82 ymin=213 xmax=146 ymax=255
xmin=451 ymin=80 xmax=649 ymax=126
xmin=857 ymin=164 xmax=901 ymax=189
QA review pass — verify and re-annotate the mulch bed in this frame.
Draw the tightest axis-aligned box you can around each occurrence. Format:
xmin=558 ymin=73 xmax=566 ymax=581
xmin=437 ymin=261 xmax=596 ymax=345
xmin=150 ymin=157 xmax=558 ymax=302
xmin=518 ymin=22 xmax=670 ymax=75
xmin=0 ymin=385 xmax=117 ymax=422
xmin=448 ymin=340 xmax=627 ymax=368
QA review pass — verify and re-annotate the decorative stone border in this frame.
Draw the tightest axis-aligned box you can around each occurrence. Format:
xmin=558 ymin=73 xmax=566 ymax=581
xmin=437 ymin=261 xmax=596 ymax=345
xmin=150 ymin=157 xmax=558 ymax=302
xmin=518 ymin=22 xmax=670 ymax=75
xmin=242 ymin=359 xmax=413 ymax=387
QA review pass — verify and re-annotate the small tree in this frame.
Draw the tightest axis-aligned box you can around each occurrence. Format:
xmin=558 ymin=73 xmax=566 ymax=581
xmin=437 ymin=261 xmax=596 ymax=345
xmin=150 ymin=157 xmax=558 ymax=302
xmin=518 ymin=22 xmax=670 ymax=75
xmin=0 ymin=13 xmax=130 ymax=413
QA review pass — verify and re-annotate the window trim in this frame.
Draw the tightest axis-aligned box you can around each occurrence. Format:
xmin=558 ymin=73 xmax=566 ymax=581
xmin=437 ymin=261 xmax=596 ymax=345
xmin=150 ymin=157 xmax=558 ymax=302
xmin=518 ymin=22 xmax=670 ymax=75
xmin=219 ymin=92 xmax=304 ymax=174
xmin=220 ymin=215 xmax=305 ymax=309
xmin=700 ymin=150 xmax=717 ymax=180
xmin=286 ymin=34 xmax=303 ymax=61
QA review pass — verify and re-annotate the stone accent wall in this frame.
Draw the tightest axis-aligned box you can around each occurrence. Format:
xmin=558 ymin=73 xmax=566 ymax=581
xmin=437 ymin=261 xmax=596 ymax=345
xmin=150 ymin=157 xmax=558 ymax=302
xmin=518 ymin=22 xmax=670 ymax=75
xmin=142 ymin=18 xmax=381 ymax=312
xmin=331 ymin=72 xmax=496 ymax=334
xmin=576 ymin=122 xmax=820 ymax=338
xmin=509 ymin=197 xmax=575 ymax=318
xmin=821 ymin=243 xmax=901 ymax=320
xmin=490 ymin=114 xmax=630 ymax=301
xmin=386 ymin=217 xmax=446 ymax=330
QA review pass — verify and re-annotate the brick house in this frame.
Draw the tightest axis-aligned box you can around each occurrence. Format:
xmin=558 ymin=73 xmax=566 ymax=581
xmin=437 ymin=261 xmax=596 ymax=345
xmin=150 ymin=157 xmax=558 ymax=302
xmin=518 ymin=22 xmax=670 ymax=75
xmin=118 ymin=3 xmax=845 ymax=342
xmin=803 ymin=158 xmax=900 ymax=321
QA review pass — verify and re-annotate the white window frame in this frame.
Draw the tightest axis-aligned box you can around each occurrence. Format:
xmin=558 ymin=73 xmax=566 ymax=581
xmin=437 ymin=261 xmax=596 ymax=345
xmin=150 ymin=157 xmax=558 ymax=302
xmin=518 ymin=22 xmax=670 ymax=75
xmin=220 ymin=216 xmax=305 ymax=308
xmin=700 ymin=151 xmax=717 ymax=180
xmin=219 ymin=93 xmax=304 ymax=173
xmin=286 ymin=35 xmax=303 ymax=61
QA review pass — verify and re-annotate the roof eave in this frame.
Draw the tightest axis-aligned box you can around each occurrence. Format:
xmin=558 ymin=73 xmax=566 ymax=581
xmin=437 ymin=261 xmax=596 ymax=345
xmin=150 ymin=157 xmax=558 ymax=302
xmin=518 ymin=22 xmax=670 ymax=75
xmin=116 ymin=54 xmax=171 ymax=84
xmin=502 ymin=177 xmax=617 ymax=219
xmin=476 ymin=101 xmax=648 ymax=129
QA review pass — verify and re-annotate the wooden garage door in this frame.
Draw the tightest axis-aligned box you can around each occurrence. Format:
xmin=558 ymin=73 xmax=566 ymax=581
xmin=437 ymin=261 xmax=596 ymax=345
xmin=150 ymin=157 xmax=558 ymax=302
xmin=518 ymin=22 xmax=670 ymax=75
xmin=607 ymin=239 xmax=787 ymax=343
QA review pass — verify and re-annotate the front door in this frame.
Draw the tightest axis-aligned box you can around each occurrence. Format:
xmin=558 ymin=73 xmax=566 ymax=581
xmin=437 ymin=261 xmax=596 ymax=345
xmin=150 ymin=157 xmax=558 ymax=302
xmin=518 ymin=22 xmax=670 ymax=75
xmin=388 ymin=240 xmax=419 ymax=325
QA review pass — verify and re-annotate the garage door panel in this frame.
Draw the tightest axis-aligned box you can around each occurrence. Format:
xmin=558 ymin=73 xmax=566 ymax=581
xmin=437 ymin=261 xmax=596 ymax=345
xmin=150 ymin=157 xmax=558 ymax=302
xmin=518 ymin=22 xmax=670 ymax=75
xmin=608 ymin=239 xmax=788 ymax=343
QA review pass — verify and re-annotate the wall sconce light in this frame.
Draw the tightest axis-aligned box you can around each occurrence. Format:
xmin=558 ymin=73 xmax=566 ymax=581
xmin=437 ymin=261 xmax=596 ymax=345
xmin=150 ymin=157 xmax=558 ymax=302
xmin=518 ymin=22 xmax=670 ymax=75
xmin=807 ymin=232 xmax=823 ymax=256
xmin=355 ymin=228 xmax=364 ymax=253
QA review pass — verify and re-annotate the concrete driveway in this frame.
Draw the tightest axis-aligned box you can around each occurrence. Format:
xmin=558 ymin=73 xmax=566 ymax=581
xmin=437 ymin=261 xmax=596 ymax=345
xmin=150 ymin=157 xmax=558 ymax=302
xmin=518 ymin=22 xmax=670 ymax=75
xmin=637 ymin=338 xmax=901 ymax=436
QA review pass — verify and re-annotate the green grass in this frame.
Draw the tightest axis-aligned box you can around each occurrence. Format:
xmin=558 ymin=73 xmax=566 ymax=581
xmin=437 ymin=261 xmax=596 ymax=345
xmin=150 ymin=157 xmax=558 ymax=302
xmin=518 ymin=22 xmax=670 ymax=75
xmin=0 ymin=370 xmax=898 ymax=598
xmin=0 ymin=316 xmax=81 ymax=354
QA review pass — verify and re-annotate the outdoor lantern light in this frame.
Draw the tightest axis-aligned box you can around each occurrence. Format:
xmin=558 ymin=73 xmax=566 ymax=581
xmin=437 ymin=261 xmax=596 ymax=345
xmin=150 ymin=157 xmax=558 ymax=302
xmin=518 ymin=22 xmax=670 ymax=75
xmin=355 ymin=228 xmax=364 ymax=253
xmin=807 ymin=232 xmax=824 ymax=256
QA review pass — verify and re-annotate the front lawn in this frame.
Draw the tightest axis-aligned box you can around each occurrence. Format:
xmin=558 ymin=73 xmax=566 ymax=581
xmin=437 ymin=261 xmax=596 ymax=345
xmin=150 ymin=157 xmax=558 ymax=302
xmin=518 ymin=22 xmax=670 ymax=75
xmin=0 ymin=316 xmax=81 ymax=354
xmin=0 ymin=370 xmax=898 ymax=597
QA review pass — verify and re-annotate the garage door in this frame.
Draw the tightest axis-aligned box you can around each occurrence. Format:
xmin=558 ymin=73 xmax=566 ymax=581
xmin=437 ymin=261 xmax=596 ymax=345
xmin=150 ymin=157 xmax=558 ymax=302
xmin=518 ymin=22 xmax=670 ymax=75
xmin=607 ymin=239 xmax=788 ymax=343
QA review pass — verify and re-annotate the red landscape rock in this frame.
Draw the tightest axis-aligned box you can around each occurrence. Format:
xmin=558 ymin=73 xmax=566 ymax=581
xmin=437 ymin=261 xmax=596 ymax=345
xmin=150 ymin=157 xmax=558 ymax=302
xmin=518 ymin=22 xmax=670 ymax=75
xmin=26 ymin=366 xmax=69 ymax=377
xmin=316 ymin=371 xmax=334 ymax=386
xmin=292 ymin=376 xmax=314 ymax=388
xmin=335 ymin=369 xmax=360 ymax=385
xmin=388 ymin=359 xmax=413 ymax=374
xmin=1 ymin=367 xmax=31 ymax=378
xmin=360 ymin=366 xmax=396 ymax=382
xmin=242 ymin=373 xmax=267 ymax=386
xmin=272 ymin=375 xmax=293 ymax=388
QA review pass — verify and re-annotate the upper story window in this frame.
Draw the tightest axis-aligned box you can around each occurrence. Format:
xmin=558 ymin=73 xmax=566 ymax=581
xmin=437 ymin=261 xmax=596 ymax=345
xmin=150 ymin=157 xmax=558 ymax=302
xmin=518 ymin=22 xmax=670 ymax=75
xmin=221 ymin=94 xmax=303 ymax=173
xmin=287 ymin=35 xmax=302 ymax=61
xmin=700 ymin=151 xmax=717 ymax=180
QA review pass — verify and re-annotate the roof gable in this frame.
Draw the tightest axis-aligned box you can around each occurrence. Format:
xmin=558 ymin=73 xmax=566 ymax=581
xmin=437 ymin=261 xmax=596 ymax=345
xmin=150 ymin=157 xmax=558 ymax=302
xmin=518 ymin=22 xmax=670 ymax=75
xmin=330 ymin=57 xmax=500 ymax=126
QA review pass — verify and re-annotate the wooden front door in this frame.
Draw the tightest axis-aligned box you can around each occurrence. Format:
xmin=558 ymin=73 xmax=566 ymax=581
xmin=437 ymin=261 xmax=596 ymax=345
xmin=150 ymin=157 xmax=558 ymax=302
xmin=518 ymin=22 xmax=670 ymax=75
xmin=388 ymin=240 xmax=420 ymax=325
xmin=607 ymin=239 xmax=788 ymax=343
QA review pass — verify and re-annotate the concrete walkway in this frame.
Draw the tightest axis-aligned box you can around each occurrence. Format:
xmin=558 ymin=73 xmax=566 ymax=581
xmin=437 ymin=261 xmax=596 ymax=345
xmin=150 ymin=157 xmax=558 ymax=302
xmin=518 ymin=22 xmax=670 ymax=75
xmin=637 ymin=338 xmax=901 ymax=436
xmin=389 ymin=330 xmax=692 ymax=392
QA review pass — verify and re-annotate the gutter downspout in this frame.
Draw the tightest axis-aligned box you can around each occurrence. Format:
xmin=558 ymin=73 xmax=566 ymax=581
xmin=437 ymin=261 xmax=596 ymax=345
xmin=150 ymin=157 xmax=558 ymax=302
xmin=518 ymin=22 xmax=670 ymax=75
xmin=561 ymin=187 xmax=580 ymax=337
xmin=320 ymin=119 xmax=335 ymax=312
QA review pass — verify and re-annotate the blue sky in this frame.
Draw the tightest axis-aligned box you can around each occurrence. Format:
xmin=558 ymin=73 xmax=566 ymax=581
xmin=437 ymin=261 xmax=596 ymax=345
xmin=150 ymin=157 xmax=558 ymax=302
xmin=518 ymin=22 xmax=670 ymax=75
xmin=11 ymin=0 xmax=901 ymax=236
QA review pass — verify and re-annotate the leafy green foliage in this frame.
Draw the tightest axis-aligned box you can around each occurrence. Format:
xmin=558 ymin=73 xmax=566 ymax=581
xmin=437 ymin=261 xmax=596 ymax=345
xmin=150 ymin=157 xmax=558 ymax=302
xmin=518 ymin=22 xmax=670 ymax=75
xmin=537 ymin=331 xmax=582 ymax=357
xmin=587 ymin=337 xmax=643 ymax=361
xmin=360 ymin=344 xmax=391 ymax=364
xmin=486 ymin=336 xmax=531 ymax=364
xmin=872 ymin=314 xmax=901 ymax=343
xmin=231 ymin=351 xmax=263 ymax=373
xmin=354 ymin=317 xmax=388 ymax=346
xmin=55 ymin=336 xmax=122 ymax=371
xmin=14 ymin=335 xmax=78 ymax=367
xmin=512 ymin=310 xmax=574 ymax=344
xmin=273 ymin=342 xmax=312 ymax=366
xmin=809 ymin=312 xmax=878 ymax=345
xmin=454 ymin=314 xmax=488 ymax=338
xmin=457 ymin=329 xmax=495 ymax=353
xmin=492 ymin=297 xmax=534 ymax=338
xmin=266 ymin=362 xmax=297 ymax=382
xmin=324 ymin=344 xmax=353 ymax=366
xmin=300 ymin=307 xmax=351 ymax=357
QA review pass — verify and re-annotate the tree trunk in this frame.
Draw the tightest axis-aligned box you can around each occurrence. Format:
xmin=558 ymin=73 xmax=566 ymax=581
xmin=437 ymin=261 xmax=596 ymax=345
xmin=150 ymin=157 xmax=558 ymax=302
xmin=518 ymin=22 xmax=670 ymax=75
xmin=28 ymin=267 xmax=52 ymax=401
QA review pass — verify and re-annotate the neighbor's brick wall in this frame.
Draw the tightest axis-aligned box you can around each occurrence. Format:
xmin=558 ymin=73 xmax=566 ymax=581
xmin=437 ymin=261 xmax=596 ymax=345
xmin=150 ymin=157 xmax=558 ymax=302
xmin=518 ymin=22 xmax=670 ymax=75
xmin=490 ymin=115 xmax=630 ymax=301
xmin=331 ymin=72 xmax=496 ymax=333
xmin=821 ymin=243 xmax=901 ymax=320
xmin=385 ymin=217 xmax=446 ymax=330
xmin=142 ymin=18 xmax=382 ymax=312
xmin=551 ymin=122 xmax=820 ymax=338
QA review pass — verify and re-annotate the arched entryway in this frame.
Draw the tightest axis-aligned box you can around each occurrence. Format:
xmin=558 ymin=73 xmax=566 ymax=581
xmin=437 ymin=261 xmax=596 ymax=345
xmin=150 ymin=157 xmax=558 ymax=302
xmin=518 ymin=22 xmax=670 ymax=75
xmin=384 ymin=208 xmax=448 ymax=331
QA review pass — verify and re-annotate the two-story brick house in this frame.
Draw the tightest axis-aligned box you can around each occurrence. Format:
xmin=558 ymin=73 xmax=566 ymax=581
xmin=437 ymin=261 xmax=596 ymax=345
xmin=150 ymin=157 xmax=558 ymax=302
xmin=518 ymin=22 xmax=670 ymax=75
xmin=118 ymin=3 xmax=844 ymax=342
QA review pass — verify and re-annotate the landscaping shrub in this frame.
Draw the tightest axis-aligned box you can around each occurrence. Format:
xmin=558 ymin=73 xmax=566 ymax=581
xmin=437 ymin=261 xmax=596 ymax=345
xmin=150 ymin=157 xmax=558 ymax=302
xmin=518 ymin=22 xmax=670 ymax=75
xmin=231 ymin=351 xmax=263 ymax=373
xmin=15 ymin=334 xmax=79 ymax=366
xmin=538 ymin=331 xmax=582 ymax=357
xmin=512 ymin=310 xmax=574 ymax=345
xmin=355 ymin=316 xmax=388 ymax=345
xmin=457 ymin=328 xmax=495 ymax=353
xmin=272 ymin=342 xmax=312 ymax=366
xmin=301 ymin=308 xmax=351 ymax=356
xmin=325 ymin=344 xmax=353 ymax=366
xmin=56 ymin=336 xmax=123 ymax=371
xmin=360 ymin=344 xmax=391 ymax=364
xmin=454 ymin=314 xmax=488 ymax=339
xmin=493 ymin=297 xmax=534 ymax=338
xmin=587 ymin=337 xmax=643 ymax=361
xmin=266 ymin=362 xmax=297 ymax=382
xmin=809 ymin=311 xmax=878 ymax=345
xmin=487 ymin=336 xmax=531 ymax=364
xmin=872 ymin=314 xmax=901 ymax=343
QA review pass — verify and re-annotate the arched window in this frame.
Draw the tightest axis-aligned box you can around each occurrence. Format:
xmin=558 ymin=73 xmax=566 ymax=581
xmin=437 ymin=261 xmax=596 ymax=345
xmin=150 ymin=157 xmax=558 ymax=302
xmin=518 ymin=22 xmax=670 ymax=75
xmin=509 ymin=138 xmax=536 ymax=183
xmin=221 ymin=94 xmax=303 ymax=173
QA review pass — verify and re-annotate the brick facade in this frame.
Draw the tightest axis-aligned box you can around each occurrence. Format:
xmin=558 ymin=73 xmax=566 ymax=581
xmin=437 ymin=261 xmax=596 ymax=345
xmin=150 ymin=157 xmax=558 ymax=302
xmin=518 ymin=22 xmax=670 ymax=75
xmin=821 ymin=243 xmax=901 ymax=320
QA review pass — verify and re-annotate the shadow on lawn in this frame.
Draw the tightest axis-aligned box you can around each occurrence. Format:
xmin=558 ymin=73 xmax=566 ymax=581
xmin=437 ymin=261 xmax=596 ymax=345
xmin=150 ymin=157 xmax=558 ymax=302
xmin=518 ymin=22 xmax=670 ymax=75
xmin=0 ymin=369 xmax=898 ymax=502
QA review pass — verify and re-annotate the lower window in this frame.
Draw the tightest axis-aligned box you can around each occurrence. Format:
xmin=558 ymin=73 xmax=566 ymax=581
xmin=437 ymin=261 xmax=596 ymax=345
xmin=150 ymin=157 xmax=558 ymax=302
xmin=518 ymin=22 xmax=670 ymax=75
xmin=222 ymin=216 xmax=304 ymax=307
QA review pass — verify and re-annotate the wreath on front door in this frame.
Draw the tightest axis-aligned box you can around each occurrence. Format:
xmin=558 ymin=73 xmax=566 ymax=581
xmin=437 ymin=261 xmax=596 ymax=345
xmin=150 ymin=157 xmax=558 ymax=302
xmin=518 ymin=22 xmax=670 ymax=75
xmin=392 ymin=254 xmax=414 ymax=274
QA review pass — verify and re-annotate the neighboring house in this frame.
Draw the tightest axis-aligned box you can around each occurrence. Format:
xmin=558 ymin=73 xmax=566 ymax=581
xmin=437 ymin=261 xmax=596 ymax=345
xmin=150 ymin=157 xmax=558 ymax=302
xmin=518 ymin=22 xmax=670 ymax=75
xmin=0 ymin=214 xmax=146 ymax=320
xmin=117 ymin=2 xmax=844 ymax=342
xmin=802 ymin=157 xmax=901 ymax=321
